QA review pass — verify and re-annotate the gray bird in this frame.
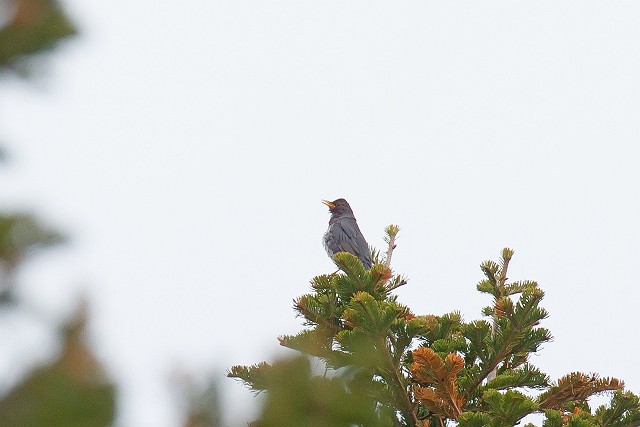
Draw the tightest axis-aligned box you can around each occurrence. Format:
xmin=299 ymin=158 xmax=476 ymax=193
xmin=322 ymin=198 xmax=372 ymax=269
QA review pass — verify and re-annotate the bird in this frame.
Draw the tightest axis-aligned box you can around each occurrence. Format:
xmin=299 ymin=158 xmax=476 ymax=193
xmin=322 ymin=198 xmax=372 ymax=269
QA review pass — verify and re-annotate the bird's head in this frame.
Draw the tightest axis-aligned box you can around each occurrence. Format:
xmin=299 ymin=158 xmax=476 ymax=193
xmin=322 ymin=198 xmax=354 ymax=217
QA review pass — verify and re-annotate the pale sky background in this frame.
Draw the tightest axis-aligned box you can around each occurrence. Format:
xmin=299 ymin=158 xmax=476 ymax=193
xmin=1 ymin=1 xmax=639 ymax=426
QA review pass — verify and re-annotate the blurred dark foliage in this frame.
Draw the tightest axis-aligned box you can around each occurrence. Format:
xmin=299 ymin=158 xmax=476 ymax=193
xmin=0 ymin=303 xmax=116 ymax=427
xmin=0 ymin=0 xmax=77 ymax=76
xmin=0 ymin=2 xmax=116 ymax=426
xmin=0 ymin=212 xmax=65 ymax=303
xmin=176 ymin=374 xmax=222 ymax=427
xmin=0 ymin=213 xmax=117 ymax=426
xmin=245 ymin=356 xmax=389 ymax=427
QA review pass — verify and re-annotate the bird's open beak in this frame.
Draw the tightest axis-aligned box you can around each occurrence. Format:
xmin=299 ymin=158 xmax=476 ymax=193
xmin=322 ymin=200 xmax=335 ymax=209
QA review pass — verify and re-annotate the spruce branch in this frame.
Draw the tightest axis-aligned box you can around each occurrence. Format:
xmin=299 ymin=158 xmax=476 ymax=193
xmin=384 ymin=224 xmax=400 ymax=269
xmin=466 ymin=288 xmax=547 ymax=397
xmin=411 ymin=348 xmax=465 ymax=419
xmin=292 ymin=295 xmax=341 ymax=333
xmin=486 ymin=247 xmax=513 ymax=383
xmin=482 ymin=364 xmax=549 ymax=391
xmin=538 ymin=373 xmax=624 ymax=410
xmin=498 ymin=247 xmax=514 ymax=288
xmin=379 ymin=335 xmax=419 ymax=426
xmin=387 ymin=274 xmax=408 ymax=292
xmin=227 ymin=362 xmax=271 ymax=393
xmin=594 ymin=390 xmax=640 ymax=426
xmin=277 ymin=329 xmax=334 ymax=358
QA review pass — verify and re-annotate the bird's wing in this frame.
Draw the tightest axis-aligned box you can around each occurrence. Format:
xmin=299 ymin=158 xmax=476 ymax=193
xmin=330 ymin=218 xmax=372 ymax=267
xmin=324 ymin=222 xmax=355 ymax=256
xmin=350 ymin=226 xmax=372 ymax=268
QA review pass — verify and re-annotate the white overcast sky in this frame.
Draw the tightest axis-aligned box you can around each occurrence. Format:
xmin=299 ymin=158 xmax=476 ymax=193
xmin=1 ymin=1 xmax=640 ymax=426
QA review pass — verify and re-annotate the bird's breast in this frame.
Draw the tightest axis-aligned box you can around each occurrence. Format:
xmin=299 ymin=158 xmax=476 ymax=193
xmin=322 ymin=228 xmax=334 ymax=256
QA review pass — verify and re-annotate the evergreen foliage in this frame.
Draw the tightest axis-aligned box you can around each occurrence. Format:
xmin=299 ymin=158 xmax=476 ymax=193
xmin=1 ymin=6 xmax=117 ymax=425
xmin=0 ymin=0 xmax=77 ymax=76
xmin=230 ymin=229 xmax=640 ymax=426
xmin=0 ymin=304 xmax=116 ymax=427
